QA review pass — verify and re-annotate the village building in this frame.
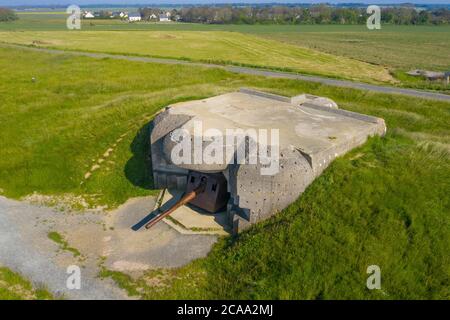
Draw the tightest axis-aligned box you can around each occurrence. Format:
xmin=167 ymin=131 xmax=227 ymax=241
xmin=159 ymin=13 xmax=171 ymax=22
xmin=83 ymin=11 xmax=94 ymax=19
xmin=128 ymin=13 xmax=142 ymax=22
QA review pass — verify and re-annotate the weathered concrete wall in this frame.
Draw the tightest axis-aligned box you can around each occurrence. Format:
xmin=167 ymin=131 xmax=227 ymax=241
xmin=150 ymin=111 xmax=191 ymax=190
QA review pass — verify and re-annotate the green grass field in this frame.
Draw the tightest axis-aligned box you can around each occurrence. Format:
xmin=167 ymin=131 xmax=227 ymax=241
xmin=257 ymin=25 xmax=450 ymax=71
xmin=0 ymin=30 xmax=393 ymax=84
xmin=257 ymin=25 xmax=450 ymax=92
xmin=0 ymin=46 xmax=232 ymax=207
xmin=0 ymin=267 xmax=53 ymax=300
xmin=1 ymin=13 xmax=449 ymax=92
xmin=0 ymin=46 xmax=449 ymax=299
xmin=0 ymin=12 xmax=450 ymax=93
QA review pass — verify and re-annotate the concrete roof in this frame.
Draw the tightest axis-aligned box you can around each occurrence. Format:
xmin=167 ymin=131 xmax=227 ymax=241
xmin=166 ymin=90 xmax=385 ymax=157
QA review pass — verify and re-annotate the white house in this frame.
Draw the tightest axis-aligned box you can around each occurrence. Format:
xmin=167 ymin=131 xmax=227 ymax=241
xmin=84 ymin=11 xmax=94 ymax=19
xmin=159 ymin=13 xmax=170 ymax=22
xmin=128 ymin=13 xmax=141 ymax=22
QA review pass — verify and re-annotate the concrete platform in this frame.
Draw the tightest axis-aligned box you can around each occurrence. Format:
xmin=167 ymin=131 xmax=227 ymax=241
xmin=157 ymin=189 xmax=231 ymax=236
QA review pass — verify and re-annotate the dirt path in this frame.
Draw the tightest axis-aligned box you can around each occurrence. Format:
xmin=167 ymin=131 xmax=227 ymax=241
xmin=0 ymin=195 xmax=217 ymax=299
xmin=2 ymin=43 xmax=449 ymax=102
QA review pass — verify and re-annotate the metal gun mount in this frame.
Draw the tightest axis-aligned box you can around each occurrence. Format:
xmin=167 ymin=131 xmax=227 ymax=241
xmin=145 ymin=171 xmax=229 ymax=230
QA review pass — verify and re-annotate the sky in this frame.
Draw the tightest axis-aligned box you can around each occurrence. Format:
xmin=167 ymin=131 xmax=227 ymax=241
xmin=2 ymin=0 xmax=449 ymax=6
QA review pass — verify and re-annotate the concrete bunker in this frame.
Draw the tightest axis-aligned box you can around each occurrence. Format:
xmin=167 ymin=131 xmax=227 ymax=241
xmin=149 ymin=88 xmax=386 ymax=234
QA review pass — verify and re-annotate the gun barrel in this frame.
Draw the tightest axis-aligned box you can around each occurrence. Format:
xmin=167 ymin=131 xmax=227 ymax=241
xmin=145 ymin=177 xmax=207 ymax=230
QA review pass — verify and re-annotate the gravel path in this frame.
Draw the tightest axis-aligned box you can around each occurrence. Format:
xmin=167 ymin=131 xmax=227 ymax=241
xmin=2 ymin=43 xmax=449 ymax=102
xmin=0 ymin=196 xmax=127 ymax=299
xmin=0 ymin=195 xmax=217 ymax=299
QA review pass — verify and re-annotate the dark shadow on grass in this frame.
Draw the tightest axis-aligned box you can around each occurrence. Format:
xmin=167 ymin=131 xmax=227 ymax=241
xmin=124 ymin=121 xmax=155 ymax=190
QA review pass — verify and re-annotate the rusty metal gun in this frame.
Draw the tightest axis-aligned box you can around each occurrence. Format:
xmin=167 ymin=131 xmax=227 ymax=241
xmin=145 ymin=172 xmax=229 ymax=230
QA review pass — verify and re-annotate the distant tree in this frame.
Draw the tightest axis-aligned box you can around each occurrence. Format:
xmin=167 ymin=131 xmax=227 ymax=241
xmin=331 ymin=8 xmax=360 ymax=24
xmin=98 ymin=10 xmax=112 ymax=19
xmin=431 ymin=8 xmax=450 ymax=24
xmin=310 ymin=4 xmax=332 ymax=24
xmin=0 ymin=8 xmax=18 ymax=22
xmin=381 ymin=8 xmax=395 ymax=24
xmin=414 ymin=10 xmax=431 ymax=25
xmin=396 ymin=8 xmax=415 ymax=25
xmin=140 ymin=5 xmax=450 ymax=26
xmin=213 ymin=6 xmax=232 ymax=24
xmin=139 ymin=7 xmax=160 ymax=21
xmin=170 ymin=9 xmax=180 ymax=21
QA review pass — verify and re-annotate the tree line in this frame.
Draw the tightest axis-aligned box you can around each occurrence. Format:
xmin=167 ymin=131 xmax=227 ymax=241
xmin=0 ymin=8 xmax=18 ymax=22
xmin=139 ymin=5 xmax=450 ymax=25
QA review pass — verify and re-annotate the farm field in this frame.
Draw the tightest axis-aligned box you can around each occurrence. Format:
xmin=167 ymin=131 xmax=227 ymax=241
xmin=1 ymin=13 xmax=449 ymax=92
xmin=0 ymin=46 xmax=449 ymax=299
xmin=258 ymin=25 xmax=450 ymax=92
xmin=4 ymin=13 xmax=450 ymax=71
xmin=0 ymin=30 xmax=393 ymax=84
xmin=253 ymin=25 xmax=450 ymax=71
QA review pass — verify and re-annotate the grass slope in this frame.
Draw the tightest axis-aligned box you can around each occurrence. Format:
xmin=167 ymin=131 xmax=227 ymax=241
xmin=0 ymin=46 xmax=449 ymax=298
xmin=200 ymin=136 xmax=450 ymax=299
xmin=0 ymin=30 xmax=393 ymax=84
xmin=0 ymin=46 xmax=234 ymax=207
xmin=104 ymin=136 xmax=449 ymax=300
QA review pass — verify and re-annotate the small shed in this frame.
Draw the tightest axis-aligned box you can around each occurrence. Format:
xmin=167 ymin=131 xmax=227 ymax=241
xmin=407 ymin=69 xmax=447 ymax=81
